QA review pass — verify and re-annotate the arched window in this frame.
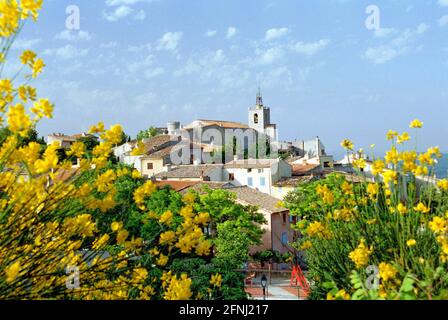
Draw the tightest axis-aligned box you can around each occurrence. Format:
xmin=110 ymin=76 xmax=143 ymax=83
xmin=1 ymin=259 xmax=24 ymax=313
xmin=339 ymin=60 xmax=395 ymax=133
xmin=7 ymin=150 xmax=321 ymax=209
xmin=254 ymin=113 xmax=259 ymax=124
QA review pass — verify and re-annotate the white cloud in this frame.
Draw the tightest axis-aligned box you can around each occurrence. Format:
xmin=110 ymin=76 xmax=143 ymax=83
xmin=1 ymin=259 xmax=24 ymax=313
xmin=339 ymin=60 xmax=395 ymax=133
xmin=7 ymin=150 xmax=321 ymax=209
xmin=226 ymin=27 xmax=237 ymax=39
xmin=374 ymin=28 xmax=395 ymax=38
xmin=205 ymin=30 xmax=217 ymax=37
xmin=264 ymin=27 xmax=289 ymax=41
xmin=44 ymin=45 xmax=89 ymax=60
xmin=257 ymin=47 xmax=284 ymax=65
xmin=364 ymin=23 xmax=429 ymax=64
xmin=157 ymin=32 xmax=183 ymax=52
xmin=134 ymin=10 xmax=146 ymax=20
xmin=364 ymin=46 xmax=398 ymax=64
xmin=128 ymin=54 xmax=153 ymax=73
xmin=417 ymin=23 xmax=429 ymax=34
xmin=12 ymin=38 xmax=41 ymax=50
xmin=439 ymin=15 xmax=448 ymax=27
xmin=212 ymin=49 xmax=226 ymax=64
xmin=55 ymin=30 xmax=92 ymax=42
xmin=439 ymin=0 xmax=448 ymax=7
xmin=144 ymin=67 xmax=165 ymax=79
xmin=291 ymin=39 xmax=330 ymax=55
xmin=104 ymin=5 xmax=133 ymax=21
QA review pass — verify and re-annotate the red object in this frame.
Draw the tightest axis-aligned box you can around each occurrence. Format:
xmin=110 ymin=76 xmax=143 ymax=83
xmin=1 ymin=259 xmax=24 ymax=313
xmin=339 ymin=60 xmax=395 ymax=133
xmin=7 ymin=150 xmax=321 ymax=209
xmin=290 ymin=264 xmax=310 ymax=297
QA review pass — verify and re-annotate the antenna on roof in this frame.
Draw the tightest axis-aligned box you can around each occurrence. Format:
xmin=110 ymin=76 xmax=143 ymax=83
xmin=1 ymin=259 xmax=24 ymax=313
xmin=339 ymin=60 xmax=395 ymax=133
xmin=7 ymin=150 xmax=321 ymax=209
xmin=256 ymin=84 xmax=263 ymax=107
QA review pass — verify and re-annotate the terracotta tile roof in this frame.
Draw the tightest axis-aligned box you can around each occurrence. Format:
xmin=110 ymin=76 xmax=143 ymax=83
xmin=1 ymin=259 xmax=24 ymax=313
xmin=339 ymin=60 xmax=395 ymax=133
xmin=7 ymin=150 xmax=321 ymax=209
xmin=274 ymin=175 xmax=320 ymax=187
xmin=184 ymin=119 xmax=249 ymax=130
xmin=292 ymin=164 xmax=320 ymax=176
xmin=155 ymin=164 xmax=223 ymax=179
xmin=226 ymin=186 xmax=288 ymax=214
xmin=154 ymin=180 xmax=200 ymax=192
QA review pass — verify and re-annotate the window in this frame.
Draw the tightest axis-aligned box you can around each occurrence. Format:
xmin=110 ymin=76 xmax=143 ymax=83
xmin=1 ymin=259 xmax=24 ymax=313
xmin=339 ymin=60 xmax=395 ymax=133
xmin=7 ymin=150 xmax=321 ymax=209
xmin=247 ymin=177 xmax=253 ymax=186
xmin=281 ymin=232 xmax=288 ymax=245
xmin=147 ymin=163 xmax=153 ymax=170
xmin=254 ymin=113 xmax=259 ymax=124
xmin=282 ymin=213 xmax=287 ymax=224
xmin=229 ymin=173 xmax=235 ymax=181
xmin=260 ymin=177 xmax=266 ymax=187
xmin=247 ymin=168 xmax=252 ymax=173
xmin=258 ymin=169 xmax=263 ymax=173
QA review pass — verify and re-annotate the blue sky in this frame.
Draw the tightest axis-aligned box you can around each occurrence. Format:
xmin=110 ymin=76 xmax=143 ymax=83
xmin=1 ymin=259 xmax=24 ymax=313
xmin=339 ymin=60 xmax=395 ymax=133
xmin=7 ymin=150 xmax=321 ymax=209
xmin=10 ymin=0 xmax=448 ymax=156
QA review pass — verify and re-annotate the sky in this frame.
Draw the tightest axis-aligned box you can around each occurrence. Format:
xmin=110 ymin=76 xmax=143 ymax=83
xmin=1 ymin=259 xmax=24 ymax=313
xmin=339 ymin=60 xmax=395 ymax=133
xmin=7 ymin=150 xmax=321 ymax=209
xmin=8 ymin=0 xmax=448 ymax=156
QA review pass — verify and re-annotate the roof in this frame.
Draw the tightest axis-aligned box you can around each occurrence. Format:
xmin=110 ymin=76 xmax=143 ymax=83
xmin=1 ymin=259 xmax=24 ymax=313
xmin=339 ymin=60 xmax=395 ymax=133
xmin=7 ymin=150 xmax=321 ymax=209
xmin=224 ymin=159 xmax=280 ymax=169
xmin=274 ymin=175 xmax=320 ymax=187
xmin=155 ymin=164 xmax=223 ymax=179
xmin=292 ymin=164 xmax=320 ymax=176
xmin=228 ymin=186 xmax=288 ymax=214
xmin=184 ymin=119 xmax=249 ymax=130
xmin=154 ymin=180 xmax=200 ymax=192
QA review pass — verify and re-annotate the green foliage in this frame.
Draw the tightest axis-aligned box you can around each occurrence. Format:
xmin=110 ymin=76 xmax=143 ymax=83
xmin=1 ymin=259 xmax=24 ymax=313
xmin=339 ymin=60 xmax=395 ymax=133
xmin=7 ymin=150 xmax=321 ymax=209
xmin=136 ymin=126 xmax=159 ymax=141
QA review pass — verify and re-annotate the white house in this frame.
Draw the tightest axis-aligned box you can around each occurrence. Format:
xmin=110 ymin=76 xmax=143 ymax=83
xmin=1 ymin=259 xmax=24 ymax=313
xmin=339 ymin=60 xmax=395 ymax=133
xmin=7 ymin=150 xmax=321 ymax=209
xmin=224 ymin=159 xmax=292 ymax=195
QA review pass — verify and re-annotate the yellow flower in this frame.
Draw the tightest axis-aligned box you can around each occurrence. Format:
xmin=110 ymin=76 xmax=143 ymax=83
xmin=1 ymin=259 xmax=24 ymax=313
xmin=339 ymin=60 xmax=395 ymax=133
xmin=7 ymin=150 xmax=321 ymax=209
xmin=194 ymin=212 xmax=210 ymax=226
xmin=437 ymin=179 xmax=448 ymax=192
xmin=92 ymin=234 xmax=110 ymax=250
xmin=397 ymin=203 xmax=408 ymax=215
xmin=101 ymin=124 xmax=123 ymax=145
xmin=413 ymin=165 xmax=429 ymax=177
xmin=340 ymin=139 xmax=354 ymax=151
xmin=367 ymin=183 xmax=379 ymax=198
xmin=210 ymin=273 xmax=222 ymax=287
xmin=429 ymin=216 xmax=447 ymax=234
xmin=111 ymin=221 xmax=123 ymax=232
xmin=20 ymin=50 xmax=37 ymax=66
xmin=159 ymin=231 xmax=176 ymax=245
xmin=159 ymin=211 xmax=173 ymax=225
xmin=306 ymin=221 xmax=331 ymax=239
xmin=406 ymin=239 xmax=417 ymax=247
xmin=7 ymin=103 xmax=32 ymax=136
xmin=164 ymin=274 xmax=192 ymax=300
xmin=371 ymin=159 xmax=385 ymax=175
xmin=89 ymin=121 xmax=105 ymax=134
xmin=30 ymin=98 xmax=53 ymax=119
xmin=349 ymin=239 xmax=372 ymax=269
xmin=382 ymin=170 xmax=398 ymax=186
xmin=386 ymin=130 xmax=398 ymax=141
xmin=397 ymin=132 xmax=410 ymax=144
xmin=414 ymin=202 xmax=430 ymax=214
xmin=67 ymin=141 xmax=85 ymax=158
xmin=116 ymin=229 xmax=129 ymax=244
xmin=5 ymin=261 xmax=21 ymax=283
xmin=409 ymin=119 xmax=423 ymax=129
xmin=379 ymin=262 xmax=397 ymax=282
xmin=353 ymin=157 xmax=366 ymax=170
xmin=385 ymin=147 xmax=399 ymax=165
xmin=195 ymin=239 xmax=212 ymax=256
xmin=335 ymin=289 xmax=351 ymax=300
xmin=32 ymin=58 xmax=45 ymax=78
xmin=132 ymin=170 xmax=141 ymax=179
xmin=157 ymin=254 xmax=169 ymax=267
xmin=300 ymin=240 xmax=313 ymax=250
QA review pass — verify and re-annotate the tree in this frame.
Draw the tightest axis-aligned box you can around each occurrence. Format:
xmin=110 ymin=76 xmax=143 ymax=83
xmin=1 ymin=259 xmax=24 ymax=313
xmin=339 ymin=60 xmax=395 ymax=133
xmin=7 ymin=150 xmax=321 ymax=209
xmin=136 ymin=126 xmax=159 ymax=141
